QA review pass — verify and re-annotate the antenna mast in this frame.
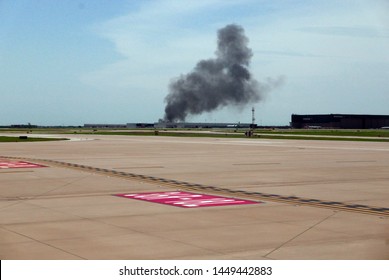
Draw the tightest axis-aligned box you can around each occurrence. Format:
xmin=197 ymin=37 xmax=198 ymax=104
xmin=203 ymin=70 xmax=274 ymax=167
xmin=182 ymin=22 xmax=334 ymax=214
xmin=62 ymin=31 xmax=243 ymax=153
xmin=251 ymin=107 xmax=255 ymax=127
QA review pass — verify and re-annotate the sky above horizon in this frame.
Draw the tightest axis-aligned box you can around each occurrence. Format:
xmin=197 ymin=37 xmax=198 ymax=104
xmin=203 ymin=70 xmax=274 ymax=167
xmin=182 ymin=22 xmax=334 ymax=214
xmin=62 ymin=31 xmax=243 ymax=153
xmin=1 ymin=0 xmax=388 ymax=126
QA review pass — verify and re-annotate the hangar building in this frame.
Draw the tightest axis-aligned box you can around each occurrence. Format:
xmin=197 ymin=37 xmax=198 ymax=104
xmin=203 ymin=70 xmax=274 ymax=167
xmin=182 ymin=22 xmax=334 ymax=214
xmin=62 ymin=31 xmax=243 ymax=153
xmin=291 ymin=114 xmax=389 ymax=129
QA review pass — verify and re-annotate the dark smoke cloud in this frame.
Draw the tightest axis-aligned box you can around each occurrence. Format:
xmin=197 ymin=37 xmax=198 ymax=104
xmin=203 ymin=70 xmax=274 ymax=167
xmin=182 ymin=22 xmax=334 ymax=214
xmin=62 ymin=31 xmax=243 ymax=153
xmin=163 ymin=24 xmax=282 ymax=122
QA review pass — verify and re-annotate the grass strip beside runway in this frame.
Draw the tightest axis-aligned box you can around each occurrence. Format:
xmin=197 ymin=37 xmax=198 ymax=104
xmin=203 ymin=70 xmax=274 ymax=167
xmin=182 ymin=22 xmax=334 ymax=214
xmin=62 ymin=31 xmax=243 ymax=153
xmin=0 ymin=136 xmax=68 ymax=142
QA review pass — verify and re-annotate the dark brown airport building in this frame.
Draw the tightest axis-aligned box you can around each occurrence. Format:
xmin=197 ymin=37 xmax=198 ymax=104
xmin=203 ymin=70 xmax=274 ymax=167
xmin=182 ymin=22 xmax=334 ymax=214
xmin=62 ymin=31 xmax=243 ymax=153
xmin=291 ymin=114 xmax=389 ymax=129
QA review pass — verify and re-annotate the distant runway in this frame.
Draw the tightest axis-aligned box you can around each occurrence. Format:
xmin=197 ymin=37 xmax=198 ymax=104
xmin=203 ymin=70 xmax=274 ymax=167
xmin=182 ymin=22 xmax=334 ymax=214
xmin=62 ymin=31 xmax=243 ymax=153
xmin=1 ymin=134 xmax=389 ymax=259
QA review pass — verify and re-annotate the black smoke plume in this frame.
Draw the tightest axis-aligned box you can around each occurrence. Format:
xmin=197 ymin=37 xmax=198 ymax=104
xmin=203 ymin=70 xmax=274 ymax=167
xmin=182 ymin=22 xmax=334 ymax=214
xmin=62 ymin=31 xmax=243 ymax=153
xmin=163 ymin=24 xmax=281 ymax=122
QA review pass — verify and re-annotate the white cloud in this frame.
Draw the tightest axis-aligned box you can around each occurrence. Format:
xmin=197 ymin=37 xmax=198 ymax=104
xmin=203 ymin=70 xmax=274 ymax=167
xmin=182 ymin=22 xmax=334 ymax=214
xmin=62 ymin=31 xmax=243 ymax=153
xmin=81 ymin=0 xmax=389 ymax=124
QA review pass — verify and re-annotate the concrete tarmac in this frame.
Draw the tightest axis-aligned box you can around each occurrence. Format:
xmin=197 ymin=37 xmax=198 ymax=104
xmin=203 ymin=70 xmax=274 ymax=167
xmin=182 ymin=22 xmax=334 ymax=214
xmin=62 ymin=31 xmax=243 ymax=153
xmin=1 ymin=134 xmax=389 ymax=259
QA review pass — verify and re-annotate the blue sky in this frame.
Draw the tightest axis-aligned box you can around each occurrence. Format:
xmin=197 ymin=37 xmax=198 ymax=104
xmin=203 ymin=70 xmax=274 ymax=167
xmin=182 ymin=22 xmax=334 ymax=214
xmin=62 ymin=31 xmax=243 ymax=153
xmin=1 ymin=0 xmax=388 ymax=126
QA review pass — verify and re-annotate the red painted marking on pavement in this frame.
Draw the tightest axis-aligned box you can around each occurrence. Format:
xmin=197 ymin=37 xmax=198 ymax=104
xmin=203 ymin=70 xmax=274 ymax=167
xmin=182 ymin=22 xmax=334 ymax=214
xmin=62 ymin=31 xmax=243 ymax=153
xmin=115 ymin=191 xmax=260 ymax=208
xmin=0 ymin=160 xmax=46 ymax=169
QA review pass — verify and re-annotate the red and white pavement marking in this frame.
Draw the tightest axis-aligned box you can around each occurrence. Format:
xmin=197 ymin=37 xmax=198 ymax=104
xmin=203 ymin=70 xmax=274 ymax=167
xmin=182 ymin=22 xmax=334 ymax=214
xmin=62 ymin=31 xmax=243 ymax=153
xmin=115 ymin=191 xmax=260 ymax=208
xmin=0 ymin=160 xmax=46 ymax=169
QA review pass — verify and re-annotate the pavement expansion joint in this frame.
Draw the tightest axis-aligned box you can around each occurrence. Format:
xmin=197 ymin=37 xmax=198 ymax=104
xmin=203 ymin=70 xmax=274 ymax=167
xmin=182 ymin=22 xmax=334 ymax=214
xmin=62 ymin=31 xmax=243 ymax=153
xmin=2 ymin=155 xmax=389 ymax=217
